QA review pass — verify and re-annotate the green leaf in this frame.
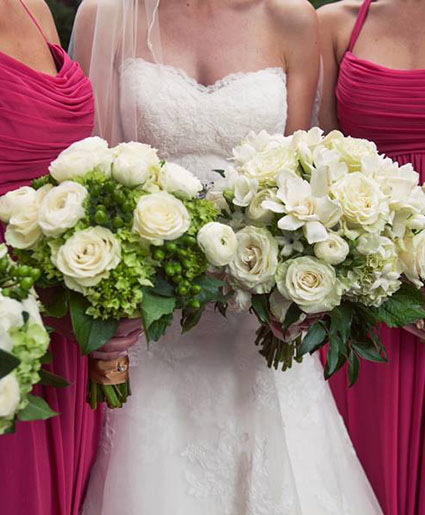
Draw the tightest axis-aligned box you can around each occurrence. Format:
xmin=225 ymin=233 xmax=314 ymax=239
xmin=146 ymin=313 xmax=174 ymax=341
xmin=44 ymin=288 xmax=69 ymax=318
xmin=40 ymin=352 xmax=52 ymax=365
xmin=298 ymin=322 xmax=327 ymax=357
xmin=38 ymin=369 xmax=71 ymax=388
xmin=194 ymin=275 xmax=225 ymax=305
xmin=251 ymin=295 xmax=270 ymax=324
xmin=181 ymin=306 xmax=205 ymax=334
xmin=352 ymin=342 xmax=387 ymax=363
xmin=282 ymin=304 xmax=302 ymax=333
xmin=212 ymin=169 xmax=226 ymax=178
xmin=348 ymin=351 xmax=360 ymax=387
xmin=86 ymin=318 xmax=119 ymax=354
xmin=0 ymin=349 xmax=20 ymax=380
xmin=18 ymin=395 xmax=58 ymax=421
xmin=330 ymin=304 xmax=354 ymax=344
xmin=141 ymin=288 xmax=176 ymax=339
xmin=372 ymin=282 xmax=425 ymax=327
xmin=325 ymin=333 xmax=341 ymax=378
xmin=152 ymin=277 xmax=175 ymax=298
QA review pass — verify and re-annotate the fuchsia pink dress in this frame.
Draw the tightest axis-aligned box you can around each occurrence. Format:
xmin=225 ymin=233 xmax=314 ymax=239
xmin=0 ymin=2 xmax=101 ymax=514
xmin=329 ymin=0 xmax=425 ymax=513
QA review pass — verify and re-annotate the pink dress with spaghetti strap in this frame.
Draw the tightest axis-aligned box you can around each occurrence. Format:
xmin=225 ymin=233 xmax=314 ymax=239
xmin=0 ymin=2 xmax=101 ymax=514
xmin=326 ymin=1 xmax=425 ymax=513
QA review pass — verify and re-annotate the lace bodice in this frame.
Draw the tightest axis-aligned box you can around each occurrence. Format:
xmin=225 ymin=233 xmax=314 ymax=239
xmin=120 ymin=59 xmax=287 ymax=182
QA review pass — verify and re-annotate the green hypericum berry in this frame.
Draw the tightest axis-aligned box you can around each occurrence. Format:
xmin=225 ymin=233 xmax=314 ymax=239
xmin=20 ymin=277 xmax=34 ymax=291
xmin=112 ymin=216 xmax=124 ymax=229
xmin=189 ymin=299 xmax=201 ymax=309
xmin=177 ymin=286 xmax=188 ymax=296
xmin=94 ymin=210 xmax=108 ymax=225
xmin=122 ymin=201 xmax=133 ymax=213
xmin=0 ymin=257 xmax=9 ymax=273
xmin=177 ymin=249 xmax=188 ymax=259
xmin=173 ymin=263 xmax=182 ymax=275
xmin=91 ymin=184 xmax=102 ymax=197
xmin=190 ymin=285 xmax=201 ymax=295
xmin=165 ymin=264 xmax=176 ymax=277
xmin=1 ymin=288 xmax=11 ymax=297
xmin=172 ymin=275 xmax=183 ymax=284
xmin=104 ymin=182 xmax=115 ymax=193
xmin=165 ymin=242 xmax=177 ymax=253
xmin=15 ymin=287 xmax=27 ymax=300
xmin=182 ymin=259 xmax=192 ymax=270
xmin=183 ymin=235 xmax=197 ymax=247
xmin=9 ymin=266 xmax=18 ymax=277
xmin=97 ymin=204 xmax=107 ymax=212
xmin=17 ymin=265 xmax=31 ymax=277
xmin=154 ymin=249 xmax=166 ymax=261
xmin=113 ymin=190 xmax=126 ymax=205
xmin=30 ymin=268 xmax=41 ymax=281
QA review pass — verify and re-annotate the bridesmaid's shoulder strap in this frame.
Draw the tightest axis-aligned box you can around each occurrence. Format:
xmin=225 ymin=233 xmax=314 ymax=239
xmin=17 ymin=0 xmax=49 ymax=43
xmin=347 ymin=0 xmax=373 ymax=52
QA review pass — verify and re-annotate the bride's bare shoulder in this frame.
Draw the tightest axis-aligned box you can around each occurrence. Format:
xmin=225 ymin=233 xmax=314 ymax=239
xmin=75 ymin=0 xmax=121 ymax=19
xmin=318 ymin=0 xmax=362 ymax=29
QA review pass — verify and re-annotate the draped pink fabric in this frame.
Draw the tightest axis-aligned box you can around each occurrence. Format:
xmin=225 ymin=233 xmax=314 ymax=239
xmin=325 ymin=1 xmax=425 ymax=513
xmin=0 ymin=3 xmax=101 ymax=514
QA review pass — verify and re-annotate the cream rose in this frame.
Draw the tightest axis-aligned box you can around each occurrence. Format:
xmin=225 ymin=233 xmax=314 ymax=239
xmin=52 ymin=227 xmax=121 ymax=293
xmin=0 ymin=187 xmax=37 ymax=223
xmin=133 ymin=192 xmax=191 ymax=245
xmin=232 ymin=130 xmax=297 ymax=185
xmin=197 ymin=222 xmax=237 ymax=267
xmin=275 ymin=256 xmax=342 ymax=314
xmin=49 ymin=137 xmax=113 ymax=182
xmin=325 ymin=132 xmax=377 ymax=173
xmin=332 ymin=172 xmax=389 ymax=232
xmin=228 ymin=226 xmax=278 ymax=293
xmin=158 ymin=162 xmax=203 ymax=199
xmin=5 ymin=205 xmax=42 ymax=249
xmin=38 ymin=182 xmax=88 ymax=237
xmin=112 ymin=141 xmax=161 ymax=188
xmin=247 ymin=188 xmax=278 ymax=225
xmin=314 ymin=233 xmax=350 ymax=265
xmin=399 ymin=230 xmax=425 ymax=288
xmin=0 ymin=375 xmax=20 ymax=418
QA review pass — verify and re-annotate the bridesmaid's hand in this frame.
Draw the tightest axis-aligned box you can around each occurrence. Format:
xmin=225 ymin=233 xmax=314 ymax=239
xmin=90 ymin=318 xmax=144 ymax=361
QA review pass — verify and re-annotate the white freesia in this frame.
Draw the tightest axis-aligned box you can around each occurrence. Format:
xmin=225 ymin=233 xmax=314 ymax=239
xmin=275 ymin=256 xmax=342 ymax=314
xmin=49 ymin=136 xmax=113 ymax=182
xmin=52 ymin=227 xmax=121 ymax=293
xmin=228 ymin=226 xmax=278 ymax=293
xmin=233 ymin=176 xmax=258 ymax=207
xmin=399 ymin=231 xmax=425 ymax=288
xmin=133 ymin=192 xmax=191 ymax=245
xmin=232 ymin=130 xmax=297 ymax=185
xmin=291 ymin=127 xmax=324 ymax=172
xmin=332 ymin=172 xmax=389 ymax=234
xmin=314 ymin=233 xmax=350 ymax=265
xmin=197 ymin=222 xmax=237 ymax=266
xmin=39 ymin=182 xmax=88 ymax=237
xmin=158 ymin=162 xmax=203 ymax=199
xmin=0 ymin=296 xmax=23 ymax=351
xmin=112 ymin=142 xmax=161 ymax=188
xmin=0 ymin=375 xmax=20 ymax=418
xmin=263 ymin=169 xmax=341 ymax=244
xmin=0 ymin=187 xmax=37 ymax=223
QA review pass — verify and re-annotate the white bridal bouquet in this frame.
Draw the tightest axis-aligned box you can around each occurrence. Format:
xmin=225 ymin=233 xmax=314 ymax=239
xmin=0 ymin=137 xmax=236 ymax=408
xmin=207 ymin=129 xmax=425 ymax=383
xmin=0 ymin=244 xmax=55 ymax=434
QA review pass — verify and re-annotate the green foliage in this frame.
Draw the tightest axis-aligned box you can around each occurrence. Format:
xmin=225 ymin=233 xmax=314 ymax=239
xmin=46 ymin=0 xmax=78 ymax=49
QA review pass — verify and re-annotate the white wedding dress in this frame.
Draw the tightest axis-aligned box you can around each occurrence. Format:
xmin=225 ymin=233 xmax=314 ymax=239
xmin=83 ymin=60 xmax=382 ymax=515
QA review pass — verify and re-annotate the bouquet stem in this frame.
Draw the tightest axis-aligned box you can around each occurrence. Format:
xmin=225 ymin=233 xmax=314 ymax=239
xmin=256 ymin=325 xmax=303 ymax=371
xmin=87 ymin=355 xmax=131 ymax=409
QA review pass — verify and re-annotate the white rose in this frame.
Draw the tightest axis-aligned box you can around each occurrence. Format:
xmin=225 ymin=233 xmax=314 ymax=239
xmin=332 ymin=172 xmax=389 ymax=233
xmin=112 ymin=142 xmax=161 ymax=188
xmin=5 ymin=205 xmax=41 ymax=249
xmin=0 ymin=296 xmax=23 ymax=351
xmin=233 ymin=130 xmax=297 ymax=185
xmin=197 ymin=222 xmax=237 ymax=267
xmin=49 ymin=137 xmax=113 ymax=182
xmin=325 ymin=132 xmax=377 ymax=172
xmin=0 ymin=375 xmax=20 ymax=418
xmin=399 ymin=231 xmax=425 ymax=288
xmin=247 ymin=188 xmax=278 ymax=224
xmin=0 ymin=187 xmax=37 ymax=223
xmin=133 ymin=192 xmax=191 ymax=245
xmin=233 ymin=176 xmax=258 ymax=207
xmin=228 ymin=226 xmax=279 ymax=293
xmin=52 ymin=227 xmax=121 ymax=293
xmin=314 ymin=233 xmax=350 ymax=265
xmin=158 ymin=162 xmax=203 ymax=199
xmin=275 ymin=256 xmax=342 ymax=314
xmin=38 ymin=182 xmax=88 ymax=237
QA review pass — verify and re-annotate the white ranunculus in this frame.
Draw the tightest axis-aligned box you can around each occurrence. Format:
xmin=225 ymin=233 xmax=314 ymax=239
xmin=275 ymin=256 xmax=342 ymax=314
xmin=0 ymin=186 xmax=38 ymax=223
xmin=49 ymin=137 xmax=113 ymax=182
xmin=197 ymin=222 xmax=237 ymax=267
xmin=233 ymin=176 xmax=258 ymax=207
xmin=0 ymin=296 xmax=23 ymax=350
xmin=228 ymin=226 xmax=279 ymax=293
xmin=332 ymin=172 xmax=389 ymax=233
xmin=399 ymin=231 xmax=425 ymax=288
xmin=232 ymin=130 xmax=297 ymax=185
xmin=263 ymin=169 xmax=341 ymax=244
xmin=52 ymin=227 xmax=121 ymax=293
xmin=247 ymin=188 xmax=278 ymax=225
xmin=0 ymin=375 xmax=20 ymax=418
xmin=314 ymin=233 xmax=350 ymax=265
xmin=38 ymin=182 xmax=88 ymax=237
xmin=325 ymin=132 xmax=377 ymax=172
xmin=158 ymin=162 xmax=203 ymax=199
xmin=112 ymin=142 xmax=161 ymax=188
xmin=133 ymin=192 xmax=191 ymax=245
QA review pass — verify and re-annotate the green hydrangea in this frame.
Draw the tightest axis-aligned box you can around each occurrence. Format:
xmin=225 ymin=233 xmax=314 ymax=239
xmin=184 ymin=198 xmax=218 ymax=235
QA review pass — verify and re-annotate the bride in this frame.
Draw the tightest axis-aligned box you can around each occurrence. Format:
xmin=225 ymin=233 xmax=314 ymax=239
xmin=72 ymin=1 xmax=382 ymax=513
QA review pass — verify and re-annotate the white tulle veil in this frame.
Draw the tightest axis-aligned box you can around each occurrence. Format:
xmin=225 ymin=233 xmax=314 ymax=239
xmin=70 ymin=0 xmax=163 ymax=145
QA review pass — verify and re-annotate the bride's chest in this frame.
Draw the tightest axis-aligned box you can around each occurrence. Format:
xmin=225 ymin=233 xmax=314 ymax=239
xmin=119 ymin=59 xmax=287 ymax=154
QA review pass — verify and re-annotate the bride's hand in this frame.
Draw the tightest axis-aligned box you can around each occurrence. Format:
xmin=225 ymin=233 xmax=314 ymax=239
xmin=90 ymin=318 xmax=144 ymax=361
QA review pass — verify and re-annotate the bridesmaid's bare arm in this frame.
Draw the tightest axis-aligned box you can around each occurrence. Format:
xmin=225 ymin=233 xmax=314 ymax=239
xmin=26 ymin=0 xmax=61 ymax=45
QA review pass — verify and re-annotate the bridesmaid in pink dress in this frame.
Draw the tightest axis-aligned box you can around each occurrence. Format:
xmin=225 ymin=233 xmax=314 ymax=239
xmin=319 ymin=1 xmax=425 ymax=513
xmin=0 ymin=1 xmax=101 ymax=513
